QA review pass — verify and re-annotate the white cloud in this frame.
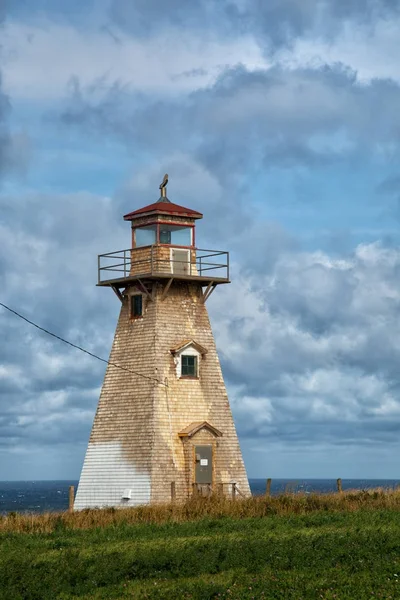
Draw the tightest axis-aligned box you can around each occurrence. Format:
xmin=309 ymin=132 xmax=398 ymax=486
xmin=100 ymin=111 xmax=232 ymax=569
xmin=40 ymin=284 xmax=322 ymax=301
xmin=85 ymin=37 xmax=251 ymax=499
xmin=1 ymin=19 xmax=266 ymax=101
xmin=209 ymin=241 xmax=400 ymax=446
xmin=280 ymin=15 xmax=400 ymax=83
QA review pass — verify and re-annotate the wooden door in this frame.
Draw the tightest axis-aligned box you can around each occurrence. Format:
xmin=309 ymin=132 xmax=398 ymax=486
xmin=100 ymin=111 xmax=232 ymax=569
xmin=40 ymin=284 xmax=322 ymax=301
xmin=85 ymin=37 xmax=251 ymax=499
xmin=195 ymin=445 xmax=213 ymax=484
xmin=172 ymin=249 xmax=189 ymax=275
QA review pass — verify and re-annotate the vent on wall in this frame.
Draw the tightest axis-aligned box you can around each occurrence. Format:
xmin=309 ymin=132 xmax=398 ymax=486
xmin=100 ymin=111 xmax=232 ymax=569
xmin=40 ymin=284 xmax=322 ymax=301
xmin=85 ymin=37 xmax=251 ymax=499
xmin=122 ymin=489 xmax=132 ymax=500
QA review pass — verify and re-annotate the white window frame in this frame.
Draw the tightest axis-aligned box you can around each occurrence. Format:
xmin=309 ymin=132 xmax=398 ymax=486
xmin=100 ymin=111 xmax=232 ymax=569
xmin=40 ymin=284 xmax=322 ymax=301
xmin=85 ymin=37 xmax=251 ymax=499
xmin=174 ymin=346 xmax=201 ymax=379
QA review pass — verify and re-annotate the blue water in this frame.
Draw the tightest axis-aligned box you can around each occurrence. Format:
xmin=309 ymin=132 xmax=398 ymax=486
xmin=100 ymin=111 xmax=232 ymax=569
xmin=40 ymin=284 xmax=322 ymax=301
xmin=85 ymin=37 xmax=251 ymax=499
xmin=1 ymin=479 xmax=399 ymax=514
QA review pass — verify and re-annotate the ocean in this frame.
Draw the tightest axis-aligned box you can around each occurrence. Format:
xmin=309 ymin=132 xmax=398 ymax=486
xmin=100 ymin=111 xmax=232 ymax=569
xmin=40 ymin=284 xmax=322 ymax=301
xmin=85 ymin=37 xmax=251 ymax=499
xmin=1 ymin=479 xmax=400 ymax=514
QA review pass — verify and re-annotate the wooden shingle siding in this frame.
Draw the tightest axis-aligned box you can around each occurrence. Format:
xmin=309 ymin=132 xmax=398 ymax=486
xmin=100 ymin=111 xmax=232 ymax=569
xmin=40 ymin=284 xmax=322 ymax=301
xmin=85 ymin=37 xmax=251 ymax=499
xmin=75 ymin=279 xmax=250 ymax=509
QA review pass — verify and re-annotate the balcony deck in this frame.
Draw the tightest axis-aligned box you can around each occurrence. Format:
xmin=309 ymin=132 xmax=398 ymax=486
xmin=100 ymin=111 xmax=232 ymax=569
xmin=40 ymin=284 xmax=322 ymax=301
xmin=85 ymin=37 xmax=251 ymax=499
xmin=97 ymin=246 xmax=230 ymax=288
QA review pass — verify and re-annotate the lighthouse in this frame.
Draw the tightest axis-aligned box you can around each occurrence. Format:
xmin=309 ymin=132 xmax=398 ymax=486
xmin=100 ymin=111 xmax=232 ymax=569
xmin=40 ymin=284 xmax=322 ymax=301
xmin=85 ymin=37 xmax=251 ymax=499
xmin=74 ymin=177 xmax=250 ymax=508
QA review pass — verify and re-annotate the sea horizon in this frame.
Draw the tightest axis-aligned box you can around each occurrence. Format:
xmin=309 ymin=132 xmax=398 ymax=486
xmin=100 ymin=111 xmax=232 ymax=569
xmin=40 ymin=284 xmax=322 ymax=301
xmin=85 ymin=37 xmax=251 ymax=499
xmin=1 ymin=478 xmax=400 ymax=515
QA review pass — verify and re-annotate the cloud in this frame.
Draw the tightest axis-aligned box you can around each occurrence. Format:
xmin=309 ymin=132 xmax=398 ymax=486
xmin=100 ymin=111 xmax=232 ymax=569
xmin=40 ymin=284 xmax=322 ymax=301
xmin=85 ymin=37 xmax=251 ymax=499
xmin=2 ymin=178 xmax=399 ymax=466
xmin=377 ymin=174 xmax=400 ymax=195
xmin=108 ymin=0 xmax=234 ymax=37
xmin=0 ymin=6 xmax=32 ymax=180
xmin=61 ymin=63 xmax=400 ymax=177
xmin=279 ymin=14 xmax=400 ymax=84
xmin=0 ymin=190 xmax=126 ymax=461
xmin=0 ymin=76 xmax=11 ymax=177
xmin=210 ymin=242 xmax=400 ymax=448
xmin=0 ymin=3 xmax=11 ymax=179
xmin=109 ymin=0 xmax=400 ymax=48
xmin=240 ymin=0 xmax=400 ymax=48
xmin=1 ymin=19 xmax=264 ymax=101
xmin=3 ymin=0 xmax=400 ymax=480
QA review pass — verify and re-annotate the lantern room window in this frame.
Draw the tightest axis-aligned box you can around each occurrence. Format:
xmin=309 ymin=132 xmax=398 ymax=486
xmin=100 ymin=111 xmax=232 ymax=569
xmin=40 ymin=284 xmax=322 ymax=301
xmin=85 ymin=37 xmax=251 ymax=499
xmin=159 ymin=225 xmax=192 ymax=246
xmin=135 ymin=225 xmax=157 ymax=247
xmin=133 ymin=223 xmax=193 ymax=248
xmin=181 ymin=355 xmax=198 ymax=377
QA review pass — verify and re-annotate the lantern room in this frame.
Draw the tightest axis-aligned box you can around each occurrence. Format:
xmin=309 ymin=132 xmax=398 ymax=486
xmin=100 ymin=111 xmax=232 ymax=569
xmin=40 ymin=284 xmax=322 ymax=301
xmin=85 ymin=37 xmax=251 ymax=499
xmin=97 ymin=175 xmax=230 ymax=295
xmin=124 ymin=174 xmax=201 ymax=250
xmin=125 ymin=203 xmax=200 ymax=249
xmin=123 ymin=175 xmax=202 ymax=279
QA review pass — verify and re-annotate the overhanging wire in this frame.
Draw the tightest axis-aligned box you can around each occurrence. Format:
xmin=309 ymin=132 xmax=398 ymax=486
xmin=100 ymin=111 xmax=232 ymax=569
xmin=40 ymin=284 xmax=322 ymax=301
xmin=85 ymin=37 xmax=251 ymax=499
xmin=0 ymin=301 xmax=166 ymax=387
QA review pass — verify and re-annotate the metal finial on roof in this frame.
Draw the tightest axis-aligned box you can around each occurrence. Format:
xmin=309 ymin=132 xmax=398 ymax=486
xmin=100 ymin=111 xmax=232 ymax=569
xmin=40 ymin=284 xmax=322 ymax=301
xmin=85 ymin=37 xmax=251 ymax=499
xmin=158 ymin=173 xmax=170 ymax=201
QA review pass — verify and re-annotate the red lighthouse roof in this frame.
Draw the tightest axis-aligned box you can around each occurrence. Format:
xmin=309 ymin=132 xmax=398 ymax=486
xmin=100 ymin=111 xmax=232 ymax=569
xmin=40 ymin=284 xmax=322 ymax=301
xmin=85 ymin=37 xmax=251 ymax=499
xmin=123 ymin=173 xmax=203 ymax=221
xmin=123 ymin=200 xmax=203 ymax=221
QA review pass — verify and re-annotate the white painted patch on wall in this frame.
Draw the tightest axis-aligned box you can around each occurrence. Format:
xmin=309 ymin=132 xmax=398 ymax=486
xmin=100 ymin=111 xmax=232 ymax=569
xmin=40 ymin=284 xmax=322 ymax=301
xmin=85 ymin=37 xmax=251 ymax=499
xmin=74 ymin=441 xmax=151 ymax=510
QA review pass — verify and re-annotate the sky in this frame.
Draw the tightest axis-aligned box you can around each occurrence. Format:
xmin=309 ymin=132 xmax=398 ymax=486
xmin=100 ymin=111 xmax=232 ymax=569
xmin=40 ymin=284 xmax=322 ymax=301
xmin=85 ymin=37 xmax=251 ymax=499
xmin=1 ymin=0 xmax=400 ymax=481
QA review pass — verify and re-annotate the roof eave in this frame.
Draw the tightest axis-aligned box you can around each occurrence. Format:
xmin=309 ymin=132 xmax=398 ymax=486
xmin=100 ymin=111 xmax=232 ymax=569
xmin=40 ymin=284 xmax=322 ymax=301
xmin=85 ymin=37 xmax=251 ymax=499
xmin=170 ymin=340 xmax=208 ymax=356
xmin=124 ymin=209 xmax=203 ymax=221
xmin=178 ymin=421 xmax=223 ymax=438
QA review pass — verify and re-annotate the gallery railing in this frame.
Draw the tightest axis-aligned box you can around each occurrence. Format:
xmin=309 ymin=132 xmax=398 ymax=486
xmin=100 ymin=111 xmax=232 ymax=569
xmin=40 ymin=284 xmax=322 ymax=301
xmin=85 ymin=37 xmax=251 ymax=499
xmin=98 ymin=246 xmax=229 ymax=283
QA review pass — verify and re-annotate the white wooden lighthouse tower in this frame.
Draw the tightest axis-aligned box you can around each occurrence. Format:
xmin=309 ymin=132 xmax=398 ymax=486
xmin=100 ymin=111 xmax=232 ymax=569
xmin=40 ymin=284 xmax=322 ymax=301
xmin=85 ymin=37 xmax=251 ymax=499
xmin=74 ymin=177 xmax=250 ymax=508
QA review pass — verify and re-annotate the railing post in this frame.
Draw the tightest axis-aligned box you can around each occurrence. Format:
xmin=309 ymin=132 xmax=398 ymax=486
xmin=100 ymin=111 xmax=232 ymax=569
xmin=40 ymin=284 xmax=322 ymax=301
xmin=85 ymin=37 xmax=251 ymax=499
xmin=199 ymin=256 xmax=202 ymax=276
xmin=266 ymin=478 xmax=272 ymax=497
xmin=151 ymin=245 xmax=154 ymax=275
xmin=69 ymin=485 xmax=75 ymax=513
xmin=227 ymin=252 xmax=230 ymax=280
xmin=232 ymin=483 xmax=236 ymax=500
xmin=97 ymin=255 xmax=100 ymax=284
xmin=124 ymin=250 xmax=126 ymax=278
xmin=337 ymin=478 xmax=343 ymax=494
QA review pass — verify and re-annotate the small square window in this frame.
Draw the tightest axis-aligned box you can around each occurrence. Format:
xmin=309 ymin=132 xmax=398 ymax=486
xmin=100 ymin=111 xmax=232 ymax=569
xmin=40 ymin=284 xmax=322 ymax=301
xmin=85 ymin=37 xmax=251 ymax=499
xmin=181 ymin=355 xmax=197 ymax=377
xmin=131 ymin=294 xmax=143 ymax=318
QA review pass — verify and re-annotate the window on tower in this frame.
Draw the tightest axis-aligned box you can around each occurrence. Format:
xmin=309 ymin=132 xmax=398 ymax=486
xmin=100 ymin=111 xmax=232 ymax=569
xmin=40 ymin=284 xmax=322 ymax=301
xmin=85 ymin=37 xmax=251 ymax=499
xmin=159 ymin=225 xmax=192 ymax=246
xmin=181 ymin=354 xmax=198 ymax=378
xmin=130 ymin=294 xmax=143 ymax=318
xmin=135 ymin=225 xmax=157 ymax=247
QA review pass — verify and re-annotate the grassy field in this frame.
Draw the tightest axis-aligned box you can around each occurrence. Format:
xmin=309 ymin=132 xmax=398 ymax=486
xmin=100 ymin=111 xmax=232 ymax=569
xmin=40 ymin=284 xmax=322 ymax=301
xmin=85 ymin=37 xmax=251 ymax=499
xmin=1 ymin=491 xmax=400 ymax=599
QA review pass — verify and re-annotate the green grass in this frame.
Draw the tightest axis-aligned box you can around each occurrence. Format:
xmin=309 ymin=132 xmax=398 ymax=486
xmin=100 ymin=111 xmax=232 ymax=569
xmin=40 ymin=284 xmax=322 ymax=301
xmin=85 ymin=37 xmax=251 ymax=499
xmin=1 ymin=509 xmax=400 ymax=599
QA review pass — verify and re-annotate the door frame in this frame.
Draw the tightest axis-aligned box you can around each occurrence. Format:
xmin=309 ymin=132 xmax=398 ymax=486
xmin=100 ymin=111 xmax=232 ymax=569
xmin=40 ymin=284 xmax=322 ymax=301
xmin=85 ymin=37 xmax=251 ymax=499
xmin=193 ymin=444 xmax=214 ymax=486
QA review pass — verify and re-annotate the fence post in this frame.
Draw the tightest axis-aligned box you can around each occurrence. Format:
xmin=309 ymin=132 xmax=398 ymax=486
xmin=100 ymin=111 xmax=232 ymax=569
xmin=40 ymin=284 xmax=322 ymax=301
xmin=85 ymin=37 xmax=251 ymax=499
xmin=266 ymin=478 xmax=272 ymax=497
xmin=68 ymin=485 xmax=75 ymax=513
xmin=232 ymin=483 xmax=237 ymax=500
xmin=171 ymin=481 xmax=176 ymax=502
xmin=337 ymin=478 xmax=343 ymax=494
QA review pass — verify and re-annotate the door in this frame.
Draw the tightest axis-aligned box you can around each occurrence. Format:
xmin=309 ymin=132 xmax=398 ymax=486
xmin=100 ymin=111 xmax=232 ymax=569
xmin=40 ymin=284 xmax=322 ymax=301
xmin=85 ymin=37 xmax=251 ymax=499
xmin=195 ymin=445 xmax=213 ymax=484
xmin=172 ymin=249 xmax=189 ymax=276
